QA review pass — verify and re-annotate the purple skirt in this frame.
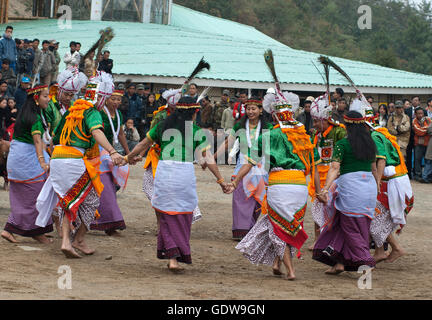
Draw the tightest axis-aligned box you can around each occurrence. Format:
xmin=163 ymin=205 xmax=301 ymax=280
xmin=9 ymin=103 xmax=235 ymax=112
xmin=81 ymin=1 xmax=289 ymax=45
xmin=157 ymin=212 xmax=193 ymax=264
xmin=232 ymin=179 xmax=260 ymax=239
xmin=5 ymin=181 xmax=53 ymax=237
xmin=312 ymin=211 xmax=376 ymax=271
xmin=90 ymin=172 xmax=126 ymax=232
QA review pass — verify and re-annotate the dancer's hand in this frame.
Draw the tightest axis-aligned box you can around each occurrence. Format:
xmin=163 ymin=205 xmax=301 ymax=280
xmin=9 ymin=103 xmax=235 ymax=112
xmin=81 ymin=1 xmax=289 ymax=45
xmin=200 ymin=161 xmax=207 ymax=171
xmin=224 ymin=183 xmax=236 ymax=194
xmin=317 ymin=190 xmax=328 ymax=203
xmin=110 ymin=152 xmax=124 ymax=166
xmin=41 ymin=162 xmax=50 ymax=173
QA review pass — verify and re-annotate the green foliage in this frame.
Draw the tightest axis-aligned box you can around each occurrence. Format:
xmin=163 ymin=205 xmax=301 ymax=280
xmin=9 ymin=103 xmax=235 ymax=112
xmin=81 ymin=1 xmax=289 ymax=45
xmin=174 ymin=0 xmax=432 ymax=75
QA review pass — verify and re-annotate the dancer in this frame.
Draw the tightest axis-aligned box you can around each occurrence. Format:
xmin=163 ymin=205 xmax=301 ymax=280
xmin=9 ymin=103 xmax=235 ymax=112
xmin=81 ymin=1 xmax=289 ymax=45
xmin=126 ymin=95 xmax=227 ymax=272
xmin=36 ymin=71 xmax=124 ymax=258
xmin=214 ymin=97 xmax=273 ymax=240
xmin=366 ymin=104 xmax=414 ymax=263
xmin=230 ymin=88 xmax=319 ymax=280
xmin=313 ymin=103 xmax=378 ymax=274
xmin=230 ymin=50 xmax=320 ymax=280
xmin=90 ymin=89 xmax=130 ymax=235
xmin=308 ymin=94 xmax=346 ymax=250
xmin=1 ymin=85 xmax=52 ymax=244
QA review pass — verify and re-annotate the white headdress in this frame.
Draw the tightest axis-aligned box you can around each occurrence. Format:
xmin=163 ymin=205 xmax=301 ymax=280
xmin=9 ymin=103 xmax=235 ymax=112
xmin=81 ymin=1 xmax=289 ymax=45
xmin=310 ymin=93 xmax=333 ymax=120
xmin=57 ymin=66 xmax=88 ymax=97
xmin=162 ymin=88 xmax=182 ymax=106
xmin=263 ymin=90 xmax=300 ymax=128
xmin=84 ymin=71 xmax=114 ymax=110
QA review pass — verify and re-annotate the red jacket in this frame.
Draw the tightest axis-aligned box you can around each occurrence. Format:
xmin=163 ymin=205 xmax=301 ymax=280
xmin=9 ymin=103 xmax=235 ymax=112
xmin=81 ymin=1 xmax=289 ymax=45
xmin=413 ymin=117 xmax=431 ymax=146
xmin=232 ymin=102 xmax=246 ymax=120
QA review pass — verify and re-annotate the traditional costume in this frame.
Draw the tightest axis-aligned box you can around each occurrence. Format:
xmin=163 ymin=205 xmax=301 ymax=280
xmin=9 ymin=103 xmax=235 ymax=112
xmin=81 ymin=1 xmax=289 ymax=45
xmin=35 ymin=71 xmax=114 ymax=236
xmin=146 ymin=96 xmax=210 ymax=264
xmin=90 ymin=89 xmax=129 ymax=233
xmin=236 ymin=90 xmax=319 ymax=263
xmin=366 ymin=105 xmax=414 ymax=248
xmin=312 ymin=96 xmax=377 ymax=271
xmin=309 ymin=94 xmax=346 ymax=227
xmin=229 ymin=99 xmax=273 ymax=240
xmin=4 ymin=85 xmax=53 ymax=237
xmin=44 ymin=67 xmax=88 ymax=138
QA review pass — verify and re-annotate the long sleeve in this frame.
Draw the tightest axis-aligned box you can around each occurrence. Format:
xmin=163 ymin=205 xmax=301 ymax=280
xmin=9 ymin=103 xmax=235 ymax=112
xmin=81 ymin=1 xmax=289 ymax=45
xmin=387 ymin=115 xmax=397 ymax=135
xmin=221 ymin=109 xmax=228 ymax=130
xmin=398 ymin=115 xmax=411 ymax=133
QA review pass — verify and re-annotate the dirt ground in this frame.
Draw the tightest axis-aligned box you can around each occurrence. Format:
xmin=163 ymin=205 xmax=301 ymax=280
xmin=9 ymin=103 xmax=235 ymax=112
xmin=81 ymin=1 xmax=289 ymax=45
xmin=0 ymin=164 xmax=431 ymax=300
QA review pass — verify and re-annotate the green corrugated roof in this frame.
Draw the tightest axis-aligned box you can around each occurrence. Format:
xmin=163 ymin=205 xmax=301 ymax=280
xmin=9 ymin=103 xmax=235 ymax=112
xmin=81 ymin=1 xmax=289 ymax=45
xmin=4 ymin=4 xmax=432 ymax=89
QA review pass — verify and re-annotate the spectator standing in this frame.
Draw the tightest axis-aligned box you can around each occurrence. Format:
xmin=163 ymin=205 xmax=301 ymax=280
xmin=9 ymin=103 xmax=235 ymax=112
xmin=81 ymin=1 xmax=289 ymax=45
xmin=123 ymin=118 xmax=140 ymax=151
xmin=0 ymin=80 xmax=11 ymax=98
xmin=426 ymin=98 xmax=432 ymax=119
xmin=212 ymin=89 xmax=230 ymax=132
xmin=332 ymin=87 xmax=344 ymax=101
xmin=14 ymin=76 xmax=30 ymax=110
xmin=7 ymin=97 xmax=17 ymax=121
xmin=378 ymin=103 xmax=388 ymax=128
xmin=31 ymin=39 xmax=41 ymax=77
xmin=22 ymin=39 xmax=34 ymax=76
xmin=33 ymin=40 xmax=56 ymax=86
xmin=0 ymin=26 xmax=17 ymax=73
xmin=0 ymin=97 xmax=13 ymax=134
xmin=199 ymin=96 xmax=214 ymax=129
xmin=296 ymin=96 xmax=314 ymax=134
xmin=388 ymin=101 xmax=395 ymax=116
xmin=423 ymin=123 xmax=432 ymax=183
xmin=232 ymin=90 xmax=248 ymax=123
xmin=412 ymin=107 xmax=431 ymax=181
xmin=331 ymin=98 xmax=348 ymax=124
xmin=75 ymin=42 xmax=84 ymax=63
xmin=387 ymin=100 xmax=411 ymax=158
xmin=50 ymin=40 xmax=61 ymax=82
xmin=63 ymin=41 xmax=80 ymax=68
xmin=98 ymin=50 xmax=113 ymax=74
xmin=404 ymin=97 xmax=417 ymax=179
xmin=139 ymin=92 xmax=159 ymax=138
xmin=221 ymin=97 xmax=236 ymax=136
xmin=125 ymin=84 xmax=142 ymax=127
xmin=0 ymin=59 xmax=16 ymax=90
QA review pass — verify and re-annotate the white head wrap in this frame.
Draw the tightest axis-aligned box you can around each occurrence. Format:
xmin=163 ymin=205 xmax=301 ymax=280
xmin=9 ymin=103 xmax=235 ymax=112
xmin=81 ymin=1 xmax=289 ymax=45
xmin=57 ymin=66 xmax=88 ymax=97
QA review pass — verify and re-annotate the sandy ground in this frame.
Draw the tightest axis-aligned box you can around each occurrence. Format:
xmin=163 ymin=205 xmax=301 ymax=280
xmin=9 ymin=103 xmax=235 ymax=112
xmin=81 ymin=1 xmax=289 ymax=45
xmin=0 ymin=164 xmax=431 ymax=300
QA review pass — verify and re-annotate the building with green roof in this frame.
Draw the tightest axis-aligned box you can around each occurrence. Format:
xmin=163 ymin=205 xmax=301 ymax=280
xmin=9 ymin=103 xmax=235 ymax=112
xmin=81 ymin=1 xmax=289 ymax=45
xmin=4 ymin=0 xmax=432 ymax=105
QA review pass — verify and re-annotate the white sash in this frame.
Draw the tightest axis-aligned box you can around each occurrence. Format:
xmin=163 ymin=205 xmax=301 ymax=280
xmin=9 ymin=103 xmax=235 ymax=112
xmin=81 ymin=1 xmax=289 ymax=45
xmin=104 ymin=106 xmax=121 ymax=145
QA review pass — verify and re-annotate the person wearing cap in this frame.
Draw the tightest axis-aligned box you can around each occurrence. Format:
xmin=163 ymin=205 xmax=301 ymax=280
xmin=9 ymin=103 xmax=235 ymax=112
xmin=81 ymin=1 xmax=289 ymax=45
xmin=296 ymin=96 xmax=314 ymax=134
xmin=230 ymin=90 xmax=320 ymax=280
xmin=35 ymin=71 xmax=124 ymax=259
xmin=14 ymin=76 xmax=31 ymax=110
xmin=125 ymin=95 xmax=226 ymax=272
xmin=214 ymin=97 xmax=273 ymax=241
xmin=387 ymin=100 xmax=411 ymax=158
xmin=363 ymin=102 xmax=413 ymax=264
xmin=1 ymin=85 xmax=53 ymax=244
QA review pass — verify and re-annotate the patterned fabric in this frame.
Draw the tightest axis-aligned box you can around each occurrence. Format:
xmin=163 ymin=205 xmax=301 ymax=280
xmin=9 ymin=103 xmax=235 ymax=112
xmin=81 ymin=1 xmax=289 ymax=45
xmin=236 ymin=215 xmax=296 ymax=266
xmin=370 ymin=201 xmax=397 ymax=248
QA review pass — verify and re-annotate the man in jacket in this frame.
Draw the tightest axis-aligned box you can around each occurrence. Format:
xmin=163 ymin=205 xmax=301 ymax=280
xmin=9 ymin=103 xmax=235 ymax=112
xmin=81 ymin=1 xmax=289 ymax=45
xmin=125 ymin=84 xmax=143 ymax=127
xmin=422 ymin=122 xmax=432 ymax=183
xmin=296 ymin=96 xmax=314 ymax=134
xmin=404 ymin=98 xmax=417 ymax=179
xmin=0 ymin=59 xmax=16 ymax=89
xmin=0 ymin=26 xmax=17 ymax=73
xmin=63 ymin=41 xmax=80 ymax=69
xmin=34 ymin=40 xmax=56 ymax=86
xmin=387 ymin=100 xmax=411 ymax=158
xmin=98 ymin=50 xmax=113 ymax=74
xmin=14 ymin=76 xmax=31 ymax=111
xmin=412 ymin=107 xmax=431 ymax=181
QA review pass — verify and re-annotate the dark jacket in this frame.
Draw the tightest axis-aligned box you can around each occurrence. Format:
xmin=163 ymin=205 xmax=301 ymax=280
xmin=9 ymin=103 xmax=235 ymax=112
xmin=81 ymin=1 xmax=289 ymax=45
xmin=0 ymin=35 xmax=17 ymax=63
xmin=125 ymin=93 xmax=143 ymax=127
xmin=296 ymin=111 xmax=313 ymax=134
xmin=14 ymin=86 xmax=27 ymax=110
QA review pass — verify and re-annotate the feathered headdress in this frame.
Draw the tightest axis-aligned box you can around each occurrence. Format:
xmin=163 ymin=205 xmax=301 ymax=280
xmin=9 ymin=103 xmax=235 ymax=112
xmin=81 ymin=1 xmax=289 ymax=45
xmin=82 ymin=27 xmax=115 ymax=76
xmin=262 ymin=49 xmax=301 ymax=127
xmin=57 ymin=66 xmax=88 ymax=97
xmin=181 ymin=57 xmax=211 ymax=95
xmin=310 ymin=93 xmax=333 ymax=121
xmin=84 ymin=70 xmax=114 ymax=110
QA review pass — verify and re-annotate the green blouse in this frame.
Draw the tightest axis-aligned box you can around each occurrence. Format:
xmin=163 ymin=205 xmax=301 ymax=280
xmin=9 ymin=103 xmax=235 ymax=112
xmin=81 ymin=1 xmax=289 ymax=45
xmin=332 ymin=138 xmax=374 ymax=175
xmin=310 ymin=125 xmax=346 ymax=165
xmin=53 ymin=107 xmax=103 ymax=150
xmin=248 ymin=127 xmax=320 ymax=171
xmin=13 ymin=114 xmax=45 ymax=145
xmin=44 ymin=99 xmax=64 ymax=136
xmin=230 ymin=121 xmax=274 ymax=158
xmin=371 ymin=131 xmax=400 ymax=167
xmin=101 ymin=109 xmax=123 ymax=145
xmin=147 ymin=122 xmax=210 ymax=162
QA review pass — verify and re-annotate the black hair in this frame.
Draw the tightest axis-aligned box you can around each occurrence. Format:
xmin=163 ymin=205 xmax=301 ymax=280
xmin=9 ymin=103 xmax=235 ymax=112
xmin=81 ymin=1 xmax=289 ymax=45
xmin=378 ymin=104 xmax=388 ymax=113
xmin=427 ymin=98 xmax=432 ymax=105
xmin=162 ymin=108 xmax=197 ymax=137
xmin=2 ymin=58 xmax=9 ymax=65
xmin=239 ymin=89 xmax=248 ymax=96
xmin=76 ymin=42 xmax=81 ymax=46
xmin=415 ymin=107 xmax=424 ymax=114
xmin=412 ymin=96 xmax=420 ymax=101
xmin=402 ymin=99 xmax=410 ymax=104
xmin=33 ymin=38 xmax=40 ymax=43
xmin=69 ymin=41 xmax=76 ymax=47
xmin=338 ymin=98 xmax=347 ymax=103
xmin=6 ymin=26 xmax=13 ymax=31
xmin=345 ymin=111 xmax=376 ymax=162
xmin=15 ymin=38 xmax=21 ymax=45
xmin=366 ymin=96 xmax=374 ymax=101
xmin=42 ymin=40 xmax=50 ymax=45
xmin=335 ymin=88 xmax=344 ymax=97
xmin=238 ymin=97 xmax=269 ymax=134
xmin=104 ymin=50 xmax=110 ymax=54
xmin=14 ymin=94 xmax=47 ymax=138
xmin=0 ymin=80 xmax=8 ymax=86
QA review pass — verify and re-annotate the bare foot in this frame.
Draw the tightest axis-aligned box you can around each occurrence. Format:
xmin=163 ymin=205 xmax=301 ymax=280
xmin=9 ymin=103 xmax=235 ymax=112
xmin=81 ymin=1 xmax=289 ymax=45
xmin=373 ymin=252 xmax=388 ymax=264
xmin=167 ymin=262 xmax=184 ymax=273
xmin=308 ymin=241 xmax=316 ymax=252
xmin=285 ymin=273 xmax=296 ymax=281
xmin=385 ymin=248 xmax=406 ymax=263
xmin=1 ymin=230 xmax=18 ymax=243
xmin=53 ymin=217 xmax=62 ymax=238
xmin=61 ymin=245 xmax=81 ymax=259
xmin=72 ymin=240 xmax=95 ymax=255
xmin=325 ymin=265 xmax=344 ymax=275
xmin=105 ymin=230 xmax=122 ymax=237
xmin=272 ymin=258 xmax=284 ymax=276
xmin=32 ymin=235 xmax=53 ymax=244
